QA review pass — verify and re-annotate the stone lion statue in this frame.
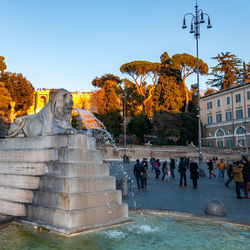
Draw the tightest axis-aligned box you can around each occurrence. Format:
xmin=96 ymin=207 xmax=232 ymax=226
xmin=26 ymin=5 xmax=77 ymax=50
xmin=6 ymin=88 xmax=77 ymax=138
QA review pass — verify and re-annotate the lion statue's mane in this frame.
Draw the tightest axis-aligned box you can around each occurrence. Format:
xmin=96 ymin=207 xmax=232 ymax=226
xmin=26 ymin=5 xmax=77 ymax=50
xmin=6 ymin=88 xmax=76 ymax=138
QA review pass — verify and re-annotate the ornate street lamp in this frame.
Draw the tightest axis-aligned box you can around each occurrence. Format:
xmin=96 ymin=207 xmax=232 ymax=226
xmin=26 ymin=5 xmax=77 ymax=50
xmin=182 ymin=2 xmax=212 ymax=173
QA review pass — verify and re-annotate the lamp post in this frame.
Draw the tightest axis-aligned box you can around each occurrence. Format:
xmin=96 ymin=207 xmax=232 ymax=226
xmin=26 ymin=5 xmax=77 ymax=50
xmin=243 ymin=62 xmax=248 ymax=157
xmin=182 ymin=2 xmax=212 ymax=171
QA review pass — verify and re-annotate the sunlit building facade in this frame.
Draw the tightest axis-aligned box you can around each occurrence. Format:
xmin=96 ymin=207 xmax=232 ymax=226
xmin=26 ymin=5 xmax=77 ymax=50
xmin=27 ymin=89 xmax=96 ymax=114
xmin=200 ymin=82 xmax=250 ymax=148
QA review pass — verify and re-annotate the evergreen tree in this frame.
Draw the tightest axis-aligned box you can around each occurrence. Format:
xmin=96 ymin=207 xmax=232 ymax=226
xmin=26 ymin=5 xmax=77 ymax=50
xmin=153 ymin=76 xmax=184 ymax=113
xmin=171 ymin=53 xmax=208 ymax=112
xmin=207 ymin=52 xmax=242 ymax=89
xmin=91 ymin=74 xmax=122 ymax=115
xmin=122 ymin=78 xmax=143 ymax=116
xmin=127 ymin=114 xmax=151 ymax=144
xmin=120 ymin=61 xmax=161 ymax=115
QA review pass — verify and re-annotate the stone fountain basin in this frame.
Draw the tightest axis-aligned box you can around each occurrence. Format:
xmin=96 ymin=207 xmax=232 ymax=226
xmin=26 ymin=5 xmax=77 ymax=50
xmin=0 ymin=210 xmax=249 ymax=249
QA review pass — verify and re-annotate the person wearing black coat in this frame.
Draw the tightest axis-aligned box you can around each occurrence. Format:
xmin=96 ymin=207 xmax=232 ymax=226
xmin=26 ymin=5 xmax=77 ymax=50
xmin=189 ymin=159 xmax=199 ymax=189
xmin=241 ymin=156 xmax=250 ymax=199
xmin=170 ymin=158 xmax=175 ymax=179
xmin=134 ymin=159 xmax=143 ymax=190
xmin=225 ymin=163 xmax=234 ymax=187
xmin=178 ymin=157 xmax=187 ymax=188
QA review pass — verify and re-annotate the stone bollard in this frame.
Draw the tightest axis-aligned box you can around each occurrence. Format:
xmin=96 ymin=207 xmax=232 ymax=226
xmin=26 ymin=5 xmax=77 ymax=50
xmin=123 ymin=154 xmax=130 ymax=164
xmin=205 ymin=200 xmax=227 ymax=217
xmin=116 ymin=176 xmax=128 ymax=197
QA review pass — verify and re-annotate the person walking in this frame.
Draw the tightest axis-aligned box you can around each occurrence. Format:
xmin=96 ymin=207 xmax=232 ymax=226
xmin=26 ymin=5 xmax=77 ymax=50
xmin=241 ymin=156 xmax=250 ymax=199
xmin=154 ymin=159 xmax=161 ymax=179
xmin=215 ymin=159 xmax=226 ymax=180
xmin=232 ymin=161 xmax=244 ymax=199
xmin=225 ymin=163 xmax=234 ymax=187
xmin=161 ymin=161 xmax=167 ymax=180
xmin=170 ymin=158 xmax=175 ymax=179
xmin=178 ymin=157 xmax=187 ymax=188
xmin=207 ymin=159 xmax=216 ymax=179
xmin=189 ymin=159 xmax=199 ymax=189
xmin=163 ymin=161 xmax=170 ymax=182
xmin=150 ymin=157 xmax=155 ymax=171
xmin=133 ymin=159 xmax=143 ymax=190
xmin=141 ymin=160 xmax=148 ymax=189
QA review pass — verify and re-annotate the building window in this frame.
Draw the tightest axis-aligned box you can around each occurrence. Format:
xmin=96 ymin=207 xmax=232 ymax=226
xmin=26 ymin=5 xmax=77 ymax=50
xmin=226 ymin=96 xmax=231 ymax=105
xmin=247 ymin=91 xmax=250 ymax=100
xmin=236 ymin=109 xmax=243 ymax=119
xmin=236 ymin=127 xmax=245 ymax=134
xmin=218 ymin=141 xmax=223 ymax=147
xmin=226 ymin=111 xmax=232 ymax=121
xmin=217 ymin=99 xmax=220 ymax=107
xmin=236 ymin=93 xmax=241 ymax=103
xmin=216 ymin=129 xmax=224 ymax=137
xmin=238 ymin=139 xmax=245 ymax=147
xmin=208 ymin=141 xmax=214 ymax=147
xmin=226 ymin=140 xmax=233 ymax=148
xmin=248 ymin=107 xmax=250 ymax=117
xmin=216 ymin=113 xmax=222 ymax=123
xmin=207 ymin=115 xmax=213 ymax=124
xmin=207 ymin=101 xmax=212 ymax=110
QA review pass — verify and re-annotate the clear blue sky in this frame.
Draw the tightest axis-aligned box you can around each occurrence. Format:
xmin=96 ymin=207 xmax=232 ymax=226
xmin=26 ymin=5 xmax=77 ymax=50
xmin=1 ymin=0 xmax=249 ymax=92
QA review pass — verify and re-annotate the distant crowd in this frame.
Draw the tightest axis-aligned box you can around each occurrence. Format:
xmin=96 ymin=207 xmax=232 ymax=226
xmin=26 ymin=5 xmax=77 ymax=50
xmin=133 ymin=155 xmax=250 ymax=199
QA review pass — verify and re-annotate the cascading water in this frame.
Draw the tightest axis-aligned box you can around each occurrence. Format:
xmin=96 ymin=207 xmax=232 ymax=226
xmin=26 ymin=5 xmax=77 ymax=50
xmin=72 ymin=108 xmax=118 ymax=152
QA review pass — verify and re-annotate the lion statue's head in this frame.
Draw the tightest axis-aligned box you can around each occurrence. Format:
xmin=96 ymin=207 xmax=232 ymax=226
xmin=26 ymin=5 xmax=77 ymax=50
xmin=50 ymin=89 xmax=74 ymax=121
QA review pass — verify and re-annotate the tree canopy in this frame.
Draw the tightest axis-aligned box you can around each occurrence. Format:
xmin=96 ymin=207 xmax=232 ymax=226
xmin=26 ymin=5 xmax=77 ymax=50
xmin=171 ymin=53 xmax=208 ymax=112
xmin=1 ymin=72 xmax=35 ymax=116
xmin=91 ymin=74 xmax=121 ymax=115
xmin=120 ymin=61 xmax=161 ymax=115
xmin=127 ymin=114 xmax=151 ymax=144
xmin=207 ymin=52 xmax=242 ymax=90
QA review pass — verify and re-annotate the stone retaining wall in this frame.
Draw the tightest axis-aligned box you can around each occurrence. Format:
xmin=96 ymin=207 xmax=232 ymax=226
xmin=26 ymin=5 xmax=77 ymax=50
xmin=97 ymin=145 xmax=244 ymax=161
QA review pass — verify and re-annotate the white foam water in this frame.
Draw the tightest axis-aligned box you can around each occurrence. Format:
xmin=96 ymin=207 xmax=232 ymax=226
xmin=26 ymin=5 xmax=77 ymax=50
xmin=72 ymin=108 xmax=119 ymax=152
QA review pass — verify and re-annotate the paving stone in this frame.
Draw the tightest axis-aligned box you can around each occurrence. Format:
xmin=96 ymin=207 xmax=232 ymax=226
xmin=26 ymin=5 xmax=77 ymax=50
xmin=108 ymin=161 xmax=250 ymax=223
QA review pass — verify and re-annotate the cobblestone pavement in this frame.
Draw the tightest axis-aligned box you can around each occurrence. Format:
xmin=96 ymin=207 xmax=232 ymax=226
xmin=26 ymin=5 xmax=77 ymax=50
xmin=108 ymin=161 xmax=250 ymax=223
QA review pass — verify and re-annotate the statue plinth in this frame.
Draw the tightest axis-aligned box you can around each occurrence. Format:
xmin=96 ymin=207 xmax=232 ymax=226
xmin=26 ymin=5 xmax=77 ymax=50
xmin=0 ymin=134 xmax=131 ymax=235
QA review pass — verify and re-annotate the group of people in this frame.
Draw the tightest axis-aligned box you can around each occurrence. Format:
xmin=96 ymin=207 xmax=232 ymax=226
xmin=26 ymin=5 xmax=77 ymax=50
xmin=207 ymin=157 xmax=250 ymax=199
xmin=134 ymin=156 xmax=200 ymax=190
xmin=133 ymin=155 xmax=250 ymax=199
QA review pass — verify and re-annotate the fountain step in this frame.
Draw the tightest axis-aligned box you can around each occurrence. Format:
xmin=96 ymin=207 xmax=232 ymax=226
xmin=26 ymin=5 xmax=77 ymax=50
xmin=45 ymin=161 xmax=109 ymax=177
xmin=26 ymin=203 xmax=129 ymax=231
xmin=0 ymin=174 xmax=40 ymax=189
xmin=0 ymin=134 xmax=96 ymax=150
xmin=58 ymin=148 xmax=103 ymax=162
xmin=0 ymin=187 xmax=33 ymax=203
xmin=0 ymin=199 xmax=26 ymax=216
xmin=0 ymin=148 xmax=103 ymax=163
xmin=32 ymin=190 xmax=122 ymax=210
xmin=0 ymin=162 xmax=48 ymax=176
xmin=39 ymin=176 xmax=116 ymax=193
